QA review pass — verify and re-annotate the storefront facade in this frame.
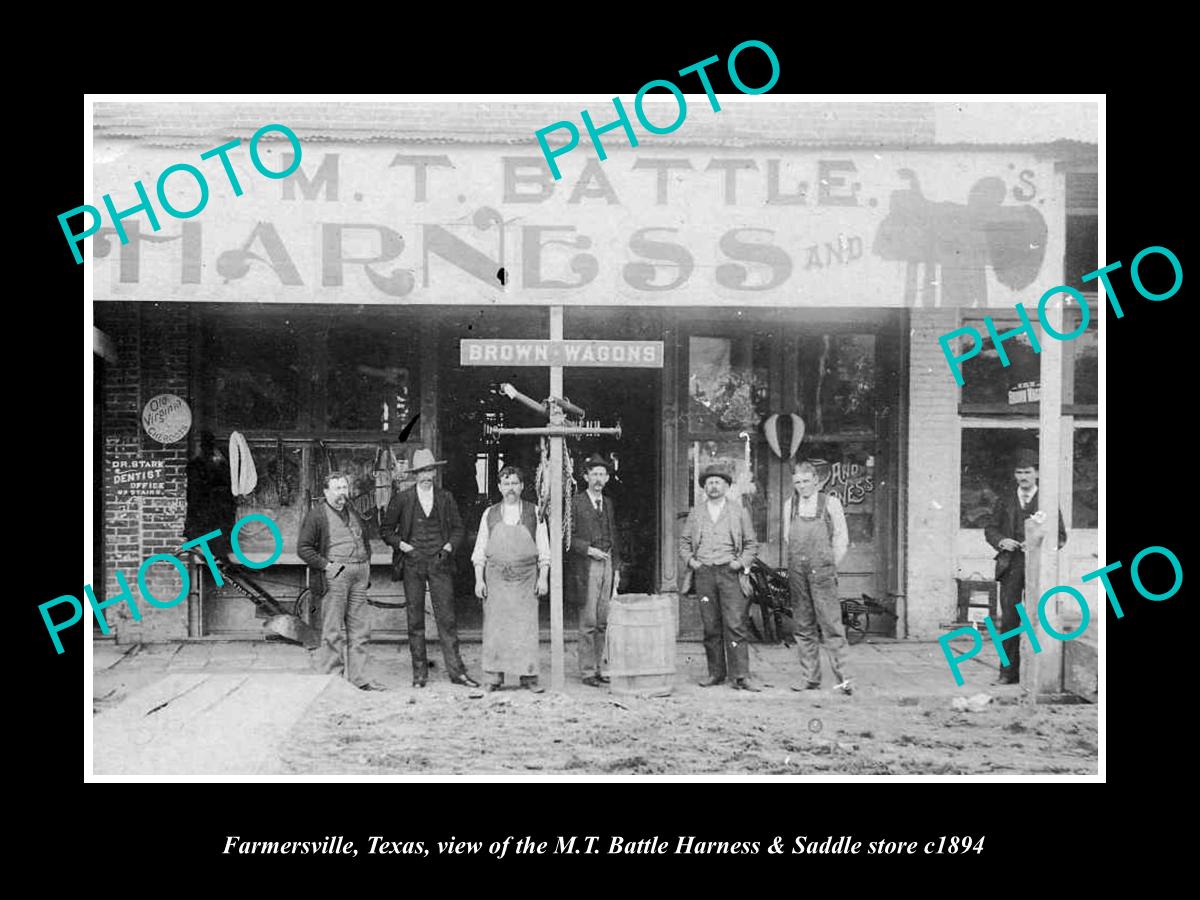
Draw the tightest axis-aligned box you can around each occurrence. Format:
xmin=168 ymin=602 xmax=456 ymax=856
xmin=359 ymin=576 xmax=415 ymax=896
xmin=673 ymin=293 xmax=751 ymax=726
xmin=91 ymin=102 xmax=1097 ymax=661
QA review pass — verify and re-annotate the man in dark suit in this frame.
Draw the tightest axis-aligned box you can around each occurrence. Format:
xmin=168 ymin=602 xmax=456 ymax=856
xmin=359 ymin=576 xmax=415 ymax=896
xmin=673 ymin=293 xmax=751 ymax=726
xmin=984 ymin=448 xmax=1068 ymax=685
xmin=566 ymin=454 xmax=621 ymax=687
xmin=380 ymin=448 xmax=479 ymax=688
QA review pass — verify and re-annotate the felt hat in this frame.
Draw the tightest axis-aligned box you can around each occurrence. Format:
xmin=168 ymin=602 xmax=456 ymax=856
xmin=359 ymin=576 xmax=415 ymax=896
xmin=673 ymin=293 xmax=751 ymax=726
xmin=1014 ymin=448 xmax=1039 ymax=469
xmin=582 ymin=453 xmax=613 ymax=472
xmin=699 ymin=464 xmax=733 ymax=486
xmin=410 ymin=448 xmax=448 ymax=472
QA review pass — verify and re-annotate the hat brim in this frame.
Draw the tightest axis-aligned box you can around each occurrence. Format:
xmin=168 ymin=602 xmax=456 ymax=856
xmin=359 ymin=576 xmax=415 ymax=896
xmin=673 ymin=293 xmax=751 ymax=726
xmin=700 ymin=470 xmax=733 ymax=485
xmin=411 ymin=460 xmax=448 ymax=472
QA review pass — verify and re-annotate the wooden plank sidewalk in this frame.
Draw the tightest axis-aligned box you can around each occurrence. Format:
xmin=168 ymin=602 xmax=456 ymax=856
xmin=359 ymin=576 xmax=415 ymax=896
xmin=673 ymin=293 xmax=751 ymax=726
xmin=93 ymin=673 xmax=345 ymax=776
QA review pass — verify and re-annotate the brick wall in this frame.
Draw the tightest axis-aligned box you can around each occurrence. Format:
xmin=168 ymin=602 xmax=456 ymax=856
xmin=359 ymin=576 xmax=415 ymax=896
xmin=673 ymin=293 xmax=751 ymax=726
xmin=905 ymin=308 xmax=961 ymax=639
xmin=96 ymin=302 xmax=192 ymax=643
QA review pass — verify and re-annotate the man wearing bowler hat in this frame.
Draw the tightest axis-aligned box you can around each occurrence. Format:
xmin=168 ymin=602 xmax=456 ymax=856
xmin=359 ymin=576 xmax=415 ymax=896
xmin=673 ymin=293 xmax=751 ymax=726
xmin=678 ymin=463 xmax=762 ymax=691
xmin=984 ymin=447 xmax=1068 ymax=685
xmin=567 ymin=453 xmax=621 ymax=687
xmin=380 ymin=448 xmax=480 ymax=688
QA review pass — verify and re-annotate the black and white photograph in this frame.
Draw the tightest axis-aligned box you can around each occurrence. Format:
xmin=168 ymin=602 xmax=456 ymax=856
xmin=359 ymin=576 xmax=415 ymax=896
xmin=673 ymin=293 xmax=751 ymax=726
xmin=85 ymin=95 xmax=1100 ymax=778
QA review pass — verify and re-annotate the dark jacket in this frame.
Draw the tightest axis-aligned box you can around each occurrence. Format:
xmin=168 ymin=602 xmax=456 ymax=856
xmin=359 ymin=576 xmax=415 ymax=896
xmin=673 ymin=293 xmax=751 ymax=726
xmin=984 ymin=488 xmax=1068 ymax=581
xmin=297 ymin=500 xmax=373 ymax=598
xmin=379 ymin=485 xmax=466 ymax=581
xmin=677 ymin=497 xmax=758 ymax=595
xmin=184 ymin=455 xmax=237 ymax=545
xmin=566 ymin=491 xmax=621 ymax=603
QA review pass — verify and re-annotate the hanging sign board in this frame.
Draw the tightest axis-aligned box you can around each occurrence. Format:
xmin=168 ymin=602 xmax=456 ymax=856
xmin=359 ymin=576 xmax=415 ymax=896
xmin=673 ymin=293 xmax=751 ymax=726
xmin=460 ymin=339 xmax=664 ymax=367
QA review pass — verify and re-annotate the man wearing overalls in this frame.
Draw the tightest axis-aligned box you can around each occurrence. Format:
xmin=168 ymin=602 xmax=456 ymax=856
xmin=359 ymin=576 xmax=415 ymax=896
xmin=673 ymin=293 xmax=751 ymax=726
xmin=784 ymin=460 xmax=852 ymax=695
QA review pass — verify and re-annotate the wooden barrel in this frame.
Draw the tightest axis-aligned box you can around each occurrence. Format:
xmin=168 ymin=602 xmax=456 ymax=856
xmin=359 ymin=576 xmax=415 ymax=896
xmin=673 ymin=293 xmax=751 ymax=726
xmin=605 ymin=594 xmax=676 ymax=697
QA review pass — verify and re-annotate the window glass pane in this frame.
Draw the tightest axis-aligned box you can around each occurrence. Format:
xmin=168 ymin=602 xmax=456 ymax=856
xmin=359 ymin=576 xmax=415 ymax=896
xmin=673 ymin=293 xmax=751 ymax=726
xmin=237 ymin=442 xmax=303 ymax=510
xmin=796 ymin=333 xmax=876 ymax=434
xmin=960 ymin=429 xmax=1038 ymax=528
xmin=314 ymin=443 xmax=392 ymax=540
xmin=688 ymin=335 xmax=768 ymax=433
xmin=797 ymin=441 xmax=877 ymax=543
xmin=1073 ymin=428 xmax=1098 ymax=528
xmin=328 ymin=324 xmax=417 ymax=432
xmin=232 ymin=441 xmax=304 ymax=562
xmin=960 ymin=311 xmax=1095 ymax=411
xmin=1065 ymin=213 xmax=1098 ymax=287
xmin=958 ymin=326 xmax=1041 ymax=411
xmin=1074 ymin=322 xmax=1097 ymax=406
xmin=209 ymin=324 xmax=300 ymax=429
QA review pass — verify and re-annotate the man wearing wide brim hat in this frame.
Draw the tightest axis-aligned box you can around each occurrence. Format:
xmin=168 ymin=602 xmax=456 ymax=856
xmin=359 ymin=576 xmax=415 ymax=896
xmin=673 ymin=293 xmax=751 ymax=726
xmin=678 ymin=462 xmax=763 ymax=691
xmin=566 ymin=453 xmax=622 ymax=687
xmin=984 ymin=447 xmax=1068 ymax=685
xmin=380 ymin=448 xmax=480 ymax=688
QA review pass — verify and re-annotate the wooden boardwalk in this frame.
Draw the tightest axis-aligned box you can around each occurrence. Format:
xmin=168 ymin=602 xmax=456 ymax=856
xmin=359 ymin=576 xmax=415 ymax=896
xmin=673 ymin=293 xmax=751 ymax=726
xmin=93 ymin=673 xmax=345 ymax=776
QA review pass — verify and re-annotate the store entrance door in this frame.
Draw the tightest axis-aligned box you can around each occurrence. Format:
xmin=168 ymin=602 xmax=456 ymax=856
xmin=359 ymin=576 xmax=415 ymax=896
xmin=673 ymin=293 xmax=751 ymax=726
xmin=679 ymin=312 xmax=903 ymax=637
xmin=437 ymin=306 xmax=663 ymax=626
xmin=563 ymin=308 xmax=662 ymax=594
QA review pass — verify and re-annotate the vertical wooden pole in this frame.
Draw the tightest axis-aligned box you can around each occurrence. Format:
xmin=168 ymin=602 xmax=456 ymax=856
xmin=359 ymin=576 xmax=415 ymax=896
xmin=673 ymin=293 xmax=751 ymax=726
xmin=549 ymin=306 xmax=565 ymax=690
xmin=659 ymin=314 xmax=679 ymax=596
xmin=1028 ymin=294 xmax=1066 ymax=700
xmin=419 ymin=320 xmax=440 ymax=461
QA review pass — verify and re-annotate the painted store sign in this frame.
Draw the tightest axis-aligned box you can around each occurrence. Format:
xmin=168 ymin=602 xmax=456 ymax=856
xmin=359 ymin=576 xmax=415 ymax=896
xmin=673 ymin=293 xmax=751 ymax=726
xmin=93 ymin=145 xmax=1063 ymax=309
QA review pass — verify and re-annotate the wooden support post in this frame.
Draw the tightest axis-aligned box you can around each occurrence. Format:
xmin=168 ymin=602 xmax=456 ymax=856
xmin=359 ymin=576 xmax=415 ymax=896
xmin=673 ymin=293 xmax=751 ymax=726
xmin=549 ymin=306 xmax=565 ymax=691
xmin=1026 ymin=294 xmax=1066 ymax=701
xmin=459 ymin=325 xmax=662 ymax=692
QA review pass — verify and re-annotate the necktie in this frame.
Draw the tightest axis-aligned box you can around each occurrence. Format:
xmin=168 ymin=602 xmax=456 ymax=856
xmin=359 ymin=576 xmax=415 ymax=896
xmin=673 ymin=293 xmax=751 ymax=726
xmin=595 ymin=498 xmax=602 ymax=513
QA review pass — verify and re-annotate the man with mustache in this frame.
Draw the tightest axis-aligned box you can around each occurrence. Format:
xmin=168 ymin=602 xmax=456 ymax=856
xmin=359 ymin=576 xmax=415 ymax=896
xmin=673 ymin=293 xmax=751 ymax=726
xmin=380 ymin=448 xmax=479 ymax=689
xmin=471 ymin=466 xmax=551 ymax=692
xmin=298 ymin=472 xmax=385 ymax=690
xmin=984 ymin=447 xmax=1067 ymax=685
xmin=678 ymin=464 xmax=762 ymax=692
xmin=566 ymin=453 xmax=621 ymax=687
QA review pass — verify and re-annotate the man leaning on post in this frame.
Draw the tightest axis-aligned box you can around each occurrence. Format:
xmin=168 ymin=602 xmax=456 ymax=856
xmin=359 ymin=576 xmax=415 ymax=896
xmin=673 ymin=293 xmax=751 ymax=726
xmin=984 ymin=447 xmax=1067 ymax=685
xmin=298 ymin=472 xmax=386 ymax=691
xmin=678 ymin=463 xmax=763 ymax=692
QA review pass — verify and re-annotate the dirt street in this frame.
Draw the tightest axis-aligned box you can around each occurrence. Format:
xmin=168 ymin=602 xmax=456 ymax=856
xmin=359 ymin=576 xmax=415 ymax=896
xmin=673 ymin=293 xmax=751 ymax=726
xmin=281 ymin=679 xmax=1096 ymax=776
xmin=94 ymin=639 xmax=1097 ymax=776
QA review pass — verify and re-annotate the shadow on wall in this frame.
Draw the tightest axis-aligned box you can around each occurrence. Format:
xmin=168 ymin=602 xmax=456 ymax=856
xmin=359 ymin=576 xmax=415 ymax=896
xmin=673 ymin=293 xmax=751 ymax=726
xmin=872 ymin=170 xmax=1047 ymax=307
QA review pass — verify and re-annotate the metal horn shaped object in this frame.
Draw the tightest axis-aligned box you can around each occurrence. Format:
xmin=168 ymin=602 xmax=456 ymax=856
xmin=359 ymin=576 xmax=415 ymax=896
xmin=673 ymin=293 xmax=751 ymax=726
xmin=763 ymin=413 xmax=806 ymax=460
xmin=763 ymin=415 xmax=781 ymax=459
xmin=788 ymin=414 xmax=805 ymax=459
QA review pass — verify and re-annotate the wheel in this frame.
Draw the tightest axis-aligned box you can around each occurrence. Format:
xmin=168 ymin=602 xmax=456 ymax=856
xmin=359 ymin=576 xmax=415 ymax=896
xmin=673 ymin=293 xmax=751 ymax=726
xmin=842 ymin=605 xmax=866 ymax=645
xmin=295 ymin=588 xmax=318 ymax=627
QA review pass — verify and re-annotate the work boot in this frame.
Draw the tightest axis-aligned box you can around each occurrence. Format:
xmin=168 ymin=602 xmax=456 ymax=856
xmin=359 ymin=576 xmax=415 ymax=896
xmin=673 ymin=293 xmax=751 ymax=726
xmin=733 ymin=677 xmax=763 ymax=692
xmin=790 ymin=682 xmax=821 ymax=692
